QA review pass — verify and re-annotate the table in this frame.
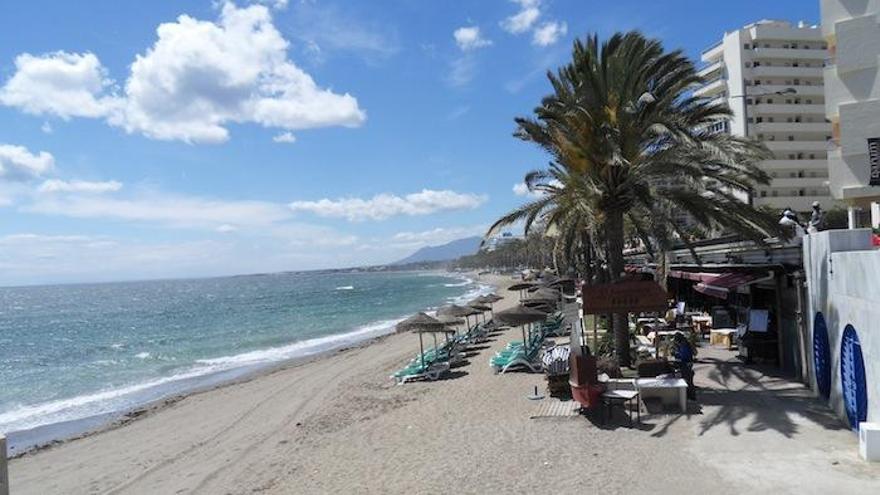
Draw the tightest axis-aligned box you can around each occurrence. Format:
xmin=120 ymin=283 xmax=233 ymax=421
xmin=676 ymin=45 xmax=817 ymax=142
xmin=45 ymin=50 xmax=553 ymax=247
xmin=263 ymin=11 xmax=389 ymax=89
xmin=636 ymin=377 xmax=688 ymax=412
xmin=710 ymin=328 xmax=737 ymax=349
xmin=601 ymin=389 xmax=640 ymax=425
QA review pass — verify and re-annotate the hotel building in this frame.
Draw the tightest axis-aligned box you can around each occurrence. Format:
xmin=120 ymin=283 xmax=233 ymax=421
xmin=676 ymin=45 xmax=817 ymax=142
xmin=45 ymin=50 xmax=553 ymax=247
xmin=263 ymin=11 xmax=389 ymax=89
xmin=696 ymin=20 xmax=834 ymax=214
xmin=822 ymin=0 xmax=880 ymax=228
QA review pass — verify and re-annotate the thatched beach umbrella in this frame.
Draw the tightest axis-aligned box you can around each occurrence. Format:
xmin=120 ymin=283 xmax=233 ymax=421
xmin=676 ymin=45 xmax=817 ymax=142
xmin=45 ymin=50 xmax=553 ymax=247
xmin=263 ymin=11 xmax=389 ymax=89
xmin=508 ymin=282 xmax=537 ymax=300
xmin=437 ymin=304 xmax=482 ymax=329
xmin=468 ymin=302 xmax=492 ymax=323
xmin=472 ymin=293 xmax=503 ymax=317
xmin=494 ymin=305 xmax=550 ymax=352
xmin=397 ymin=312 xmax=448 ymax=367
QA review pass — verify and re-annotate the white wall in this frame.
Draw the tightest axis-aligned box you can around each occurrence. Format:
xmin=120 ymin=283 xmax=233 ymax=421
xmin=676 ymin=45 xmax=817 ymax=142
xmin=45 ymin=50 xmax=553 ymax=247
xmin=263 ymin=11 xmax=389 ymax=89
xmin=803 ymin=229 xmax=879 ymax=428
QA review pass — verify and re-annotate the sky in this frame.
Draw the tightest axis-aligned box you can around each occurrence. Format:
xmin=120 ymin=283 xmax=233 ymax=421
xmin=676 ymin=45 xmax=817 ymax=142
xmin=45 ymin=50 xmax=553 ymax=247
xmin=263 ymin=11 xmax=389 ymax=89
xmin=0 ymin=0 xmax=819 ymax=286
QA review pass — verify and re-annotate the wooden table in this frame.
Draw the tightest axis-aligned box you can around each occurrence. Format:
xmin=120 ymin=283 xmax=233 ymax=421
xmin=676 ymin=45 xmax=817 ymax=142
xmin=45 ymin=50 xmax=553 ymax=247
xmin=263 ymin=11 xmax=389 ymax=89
xmin=636 ymin=377 xmax=688 ymax=412
xmin=710 ymin=328 xmax=737 ymax=349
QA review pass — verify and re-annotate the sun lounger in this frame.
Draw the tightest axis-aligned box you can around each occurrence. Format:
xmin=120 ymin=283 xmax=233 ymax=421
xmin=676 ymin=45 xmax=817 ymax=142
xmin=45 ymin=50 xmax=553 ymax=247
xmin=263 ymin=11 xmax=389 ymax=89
xmin=393 ymin=360 xmax=450 ymax=384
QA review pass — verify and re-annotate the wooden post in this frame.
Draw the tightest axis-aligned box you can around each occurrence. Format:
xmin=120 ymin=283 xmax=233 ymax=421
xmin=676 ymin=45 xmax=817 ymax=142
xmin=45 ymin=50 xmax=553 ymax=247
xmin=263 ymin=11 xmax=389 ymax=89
xmin=0 ymin=434 xmax=8 ymax=495
xmin=592 ymin=314 xmax=599 ymax=353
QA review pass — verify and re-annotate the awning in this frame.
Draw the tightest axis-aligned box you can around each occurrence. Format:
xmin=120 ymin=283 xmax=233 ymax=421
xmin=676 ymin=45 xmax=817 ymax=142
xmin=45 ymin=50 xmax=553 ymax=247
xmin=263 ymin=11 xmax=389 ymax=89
xmin=694 ymin=271 xmax=771 ymax=299
xmin=668 ymin=270 xmax=716 ymax=283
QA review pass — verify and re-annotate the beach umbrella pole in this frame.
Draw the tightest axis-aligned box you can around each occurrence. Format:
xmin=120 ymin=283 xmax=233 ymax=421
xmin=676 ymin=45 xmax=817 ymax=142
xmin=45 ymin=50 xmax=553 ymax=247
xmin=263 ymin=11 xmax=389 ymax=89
xmin=419 ymin=333 xmax=425 ymax=367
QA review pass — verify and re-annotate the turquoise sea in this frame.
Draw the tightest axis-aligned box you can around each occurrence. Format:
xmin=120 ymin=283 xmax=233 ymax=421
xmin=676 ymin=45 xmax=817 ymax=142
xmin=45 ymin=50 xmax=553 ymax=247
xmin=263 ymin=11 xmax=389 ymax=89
xmin=0 ymin=270 xmax=487 ymax=452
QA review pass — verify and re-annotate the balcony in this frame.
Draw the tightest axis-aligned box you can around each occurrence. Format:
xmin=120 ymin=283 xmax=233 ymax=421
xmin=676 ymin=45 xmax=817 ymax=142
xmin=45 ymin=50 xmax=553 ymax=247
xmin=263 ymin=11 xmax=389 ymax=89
xmin=698 ymin=60 xmax=724 ymax=78
xmin=749 ymin=122 xmax=831 ymax=133
xmin=750 ymin=47 xmax=827 ymax=60
xmin=747 ymin=84 xmax=825 ymax=96
xmin=769 ymin=177 xmax=829 ymax=188
xmin=694 ymin=78 xmax=726 ymax=97
xmin=754 ymin=195 xmax=832 ymax=212
xmin=701 ymin=40 xmax=724 ymax=62
xmin=751 ymin=65 xmax=824 ymax=78
xmin=749 ymin=103 xmax=826 ymax=115
xmin=764 ymin=140 xmax=830 ymax=152
xmin=761 ymin=159 xmax=828 ymax=170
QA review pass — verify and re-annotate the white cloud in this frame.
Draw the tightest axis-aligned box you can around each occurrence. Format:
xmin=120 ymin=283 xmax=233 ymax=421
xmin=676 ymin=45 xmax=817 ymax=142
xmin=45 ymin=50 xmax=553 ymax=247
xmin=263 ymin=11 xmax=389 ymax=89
xmin=41 ymin=122 xmax=53 ymax=134
xmin=0 ymin=144 xmax=54 ymax=181
xmin=0 ymin=51 xmax=119 ymax=120
xmin=453 ymin=26 xmax=492 ymax=51
xmin=513 ymin=179 xmax=561 ymax=198
xmin=0 ymin=3 xmax=365 ymax=144
xmin=287 ymin=2 xmax=400 ymax=63
xmin=512 ymin=182 xmax=532 ymax=196
xmin=38 ymin=179 xmax=122 ymax=194
xmin=391 ymin=225 xmax=486 ymax=246
xmin=26 ymin=191 xmax=292 ymax=229
xmin=447 ymin=56 xmax=477 ymax=87
xmin=288 ymin=189 xmax=487 ymax=221
xmin=216 ymin=224 xmax=238 ymax=233
xmin=272 ymin=131 xmax=297 ymax=143
xmin=532 ymin=21 xmax=567 ymax=47
xmin=251 ymin=0 xmax=288 ymax=9
xmin=501 ymin=0 xmax=541 ymax=34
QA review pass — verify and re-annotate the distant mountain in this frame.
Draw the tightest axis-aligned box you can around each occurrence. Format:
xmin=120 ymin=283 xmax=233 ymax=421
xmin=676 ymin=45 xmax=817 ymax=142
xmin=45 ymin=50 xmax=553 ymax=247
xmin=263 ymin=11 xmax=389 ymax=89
xmin=392 ymin=236 xmax=482 ymax=265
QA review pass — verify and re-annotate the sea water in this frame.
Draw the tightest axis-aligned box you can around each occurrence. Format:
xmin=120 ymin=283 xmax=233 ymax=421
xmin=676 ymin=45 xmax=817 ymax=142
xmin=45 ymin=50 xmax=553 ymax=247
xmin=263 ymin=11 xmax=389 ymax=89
xmin=0 ymin=271 xmax=488 ymax=452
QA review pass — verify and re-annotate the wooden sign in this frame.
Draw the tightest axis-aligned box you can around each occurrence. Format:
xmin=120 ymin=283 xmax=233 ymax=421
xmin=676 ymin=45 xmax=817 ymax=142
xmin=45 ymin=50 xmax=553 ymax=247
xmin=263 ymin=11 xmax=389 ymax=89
xmin=581 ymin=280 xmax=669 ymax=314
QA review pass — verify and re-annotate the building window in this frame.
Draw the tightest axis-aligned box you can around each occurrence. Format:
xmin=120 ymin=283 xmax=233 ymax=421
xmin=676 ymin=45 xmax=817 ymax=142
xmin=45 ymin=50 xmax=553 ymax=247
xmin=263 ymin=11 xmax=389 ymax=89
xmin=809 ymin=154 xmax=816 ymax=159
xmin=744 ymin=43 xmax=751 ymax=49
xmin=761 ymin=191 xmax=768 ymax=197
xmin=788 ymin=135 xmax=794 ymax=141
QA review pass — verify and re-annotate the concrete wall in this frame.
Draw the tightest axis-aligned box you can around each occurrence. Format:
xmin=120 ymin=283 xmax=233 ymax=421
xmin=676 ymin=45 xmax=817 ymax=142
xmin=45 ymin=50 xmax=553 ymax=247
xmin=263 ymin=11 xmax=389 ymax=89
xmin=803 ymin=229 xmax=879 ymax=428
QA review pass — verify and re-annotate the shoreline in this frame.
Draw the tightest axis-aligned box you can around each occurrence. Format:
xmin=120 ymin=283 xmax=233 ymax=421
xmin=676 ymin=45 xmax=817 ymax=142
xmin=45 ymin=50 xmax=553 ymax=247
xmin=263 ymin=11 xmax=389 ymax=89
xmin=4 ymin=270 xmax=492 ymax=457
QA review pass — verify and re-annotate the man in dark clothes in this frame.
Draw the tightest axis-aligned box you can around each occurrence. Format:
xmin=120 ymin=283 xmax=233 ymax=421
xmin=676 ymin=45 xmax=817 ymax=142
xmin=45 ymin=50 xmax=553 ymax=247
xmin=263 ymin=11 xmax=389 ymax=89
xmin=673 ymin=332 xmax=696 ymax=400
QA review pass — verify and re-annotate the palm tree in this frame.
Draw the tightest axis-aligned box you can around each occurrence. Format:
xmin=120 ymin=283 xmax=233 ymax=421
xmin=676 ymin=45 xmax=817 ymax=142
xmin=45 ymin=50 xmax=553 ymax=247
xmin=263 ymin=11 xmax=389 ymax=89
xmin=488 ymin=31 xmax=783 ymax=367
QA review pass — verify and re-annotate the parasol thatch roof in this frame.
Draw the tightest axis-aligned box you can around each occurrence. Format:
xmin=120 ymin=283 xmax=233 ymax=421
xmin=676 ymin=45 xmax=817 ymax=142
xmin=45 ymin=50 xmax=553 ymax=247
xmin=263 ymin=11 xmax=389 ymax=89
xmin=494 ymin=305 xmax=550 ymax=326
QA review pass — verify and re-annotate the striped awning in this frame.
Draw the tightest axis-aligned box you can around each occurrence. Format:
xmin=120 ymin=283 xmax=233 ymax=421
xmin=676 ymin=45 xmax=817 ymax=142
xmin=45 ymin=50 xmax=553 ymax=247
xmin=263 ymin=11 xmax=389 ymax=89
xmin=694 ymin=272 xmax=769 ymax=299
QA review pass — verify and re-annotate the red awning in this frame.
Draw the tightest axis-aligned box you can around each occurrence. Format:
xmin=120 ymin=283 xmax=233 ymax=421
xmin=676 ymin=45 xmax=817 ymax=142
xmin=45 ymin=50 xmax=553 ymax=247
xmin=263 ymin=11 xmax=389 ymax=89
xmin=668 ymin=270 xmax=716 ymax=283
xmin=694 ymin=272 xmax=770 ymax=299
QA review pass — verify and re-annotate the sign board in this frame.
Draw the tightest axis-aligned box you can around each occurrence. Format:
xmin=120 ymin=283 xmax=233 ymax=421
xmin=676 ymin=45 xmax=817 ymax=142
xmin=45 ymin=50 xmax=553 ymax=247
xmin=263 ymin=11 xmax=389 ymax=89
xmin=581 ymin=280 xmax=669 ymax=314
xmin=869 ymin=137 xmax=880 ymax=186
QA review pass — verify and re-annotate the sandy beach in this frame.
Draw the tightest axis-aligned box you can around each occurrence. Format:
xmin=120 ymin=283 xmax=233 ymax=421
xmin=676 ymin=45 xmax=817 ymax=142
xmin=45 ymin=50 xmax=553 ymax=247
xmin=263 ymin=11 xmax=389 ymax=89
xmin=9 ymin=273 xmax=878 ymax=494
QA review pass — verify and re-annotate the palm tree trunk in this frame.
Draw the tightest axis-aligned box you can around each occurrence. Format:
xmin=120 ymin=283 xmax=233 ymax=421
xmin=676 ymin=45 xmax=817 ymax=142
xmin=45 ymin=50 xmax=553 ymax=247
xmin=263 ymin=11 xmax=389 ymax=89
xmin=605 ymin=208 xmax=631 ymax=368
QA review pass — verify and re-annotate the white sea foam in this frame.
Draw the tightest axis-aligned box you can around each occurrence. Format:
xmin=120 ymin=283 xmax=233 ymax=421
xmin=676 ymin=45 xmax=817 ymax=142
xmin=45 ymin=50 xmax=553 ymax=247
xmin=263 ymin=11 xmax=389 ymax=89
xmin=0 ymin=272 xmax=484 ymax=443
xmin=335 ymin=286 xmax=354 ymax=291
xmin=0 ymin=316 xmax=406 ymax=436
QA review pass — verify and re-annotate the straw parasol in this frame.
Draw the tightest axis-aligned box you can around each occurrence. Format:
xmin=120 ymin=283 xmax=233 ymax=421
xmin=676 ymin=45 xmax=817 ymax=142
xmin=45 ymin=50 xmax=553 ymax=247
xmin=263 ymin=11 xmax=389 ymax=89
xmin=508 ymin=281 xmax=538 ymax=300
xmin=437 ymin=304 xmax=482 ymax=329
xmin=396 ymin=312 xmax=450 ymax=367
xmin=494 ymin=305 xmax=550 ymax=352
xmin=471 ymin=293 xmax=503 ymax=317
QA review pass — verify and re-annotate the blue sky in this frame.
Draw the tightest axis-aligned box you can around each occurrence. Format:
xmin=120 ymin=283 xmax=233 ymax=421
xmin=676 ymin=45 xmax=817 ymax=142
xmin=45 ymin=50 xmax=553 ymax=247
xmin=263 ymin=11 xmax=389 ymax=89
xmin=0 ymin=0 xmax=818 ymax=285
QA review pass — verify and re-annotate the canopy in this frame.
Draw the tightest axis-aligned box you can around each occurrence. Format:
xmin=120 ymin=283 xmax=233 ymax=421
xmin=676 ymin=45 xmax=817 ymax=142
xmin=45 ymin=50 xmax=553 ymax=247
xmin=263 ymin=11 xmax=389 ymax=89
xmin=694 ymin=272 xmax=770 ymax=299
xmin=473 ymin=294 xmax=503 ymax=304
xmin=434 ymin=314 xmax=465 ymax=326
xmin=494 ymin=305 xmax=550 ymax=327
xmin=508 ymin=282 xmax=537 ymax=291
xmin=396 ymin=312 xmax=447 ymax=333
xmin=437 ymin=304 xmax=481 ymax=317
xmin=468 ymin=303 xmax=492 ymax=312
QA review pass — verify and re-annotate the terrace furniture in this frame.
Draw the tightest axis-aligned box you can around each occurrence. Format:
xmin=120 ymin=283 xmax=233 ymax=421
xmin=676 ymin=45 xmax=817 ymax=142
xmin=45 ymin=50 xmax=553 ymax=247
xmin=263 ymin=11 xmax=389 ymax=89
xmin=635 ymin=377 xmax=687 ymax=412
xmin=601 ymin=389 xmax=640 ymax=425
xmin=392 ymin=360 xmax=450 ymax=385
xmin=710 ymin=328 xmax=737 ymax=349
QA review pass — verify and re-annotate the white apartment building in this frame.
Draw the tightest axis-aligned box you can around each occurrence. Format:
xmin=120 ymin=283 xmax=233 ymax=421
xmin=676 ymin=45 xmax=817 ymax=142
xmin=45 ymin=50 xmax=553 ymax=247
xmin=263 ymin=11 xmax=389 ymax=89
xmin=696 ymin=20 xmax=834 ymax=214
xmin=822 ymin=0 xmax=880 ymax=228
